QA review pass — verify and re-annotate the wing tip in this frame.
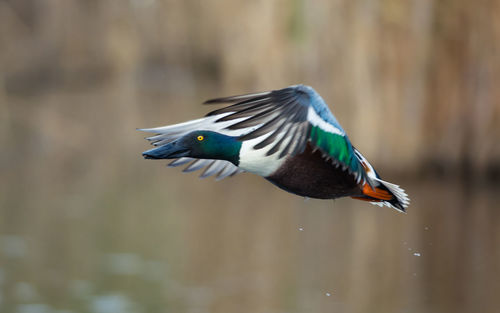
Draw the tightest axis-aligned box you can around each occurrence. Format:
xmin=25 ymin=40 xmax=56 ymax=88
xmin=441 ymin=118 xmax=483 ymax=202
xmin=203 ymin=98 xmax=225 ymax=104
xmin=203 ymin=90 xmax=272 ymax=105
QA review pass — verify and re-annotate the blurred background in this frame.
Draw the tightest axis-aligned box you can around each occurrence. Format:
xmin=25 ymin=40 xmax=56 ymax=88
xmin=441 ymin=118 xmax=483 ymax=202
xmin=1 ymin=1 xmax=499 ymax=313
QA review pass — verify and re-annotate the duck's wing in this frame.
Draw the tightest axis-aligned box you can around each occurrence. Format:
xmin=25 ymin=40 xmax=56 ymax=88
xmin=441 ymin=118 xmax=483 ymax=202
xmin=141 ymin=85 xmax=363 ymax=182
xmin=168 ymin=157 xmax=244 ymax=181
xmin=205 ymin=85 xmax=368 ymax=184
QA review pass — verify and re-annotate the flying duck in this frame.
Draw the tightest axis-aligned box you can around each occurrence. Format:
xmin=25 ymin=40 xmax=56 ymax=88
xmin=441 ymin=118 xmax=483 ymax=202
xmin=140 ymin=85 xmax=409 ymax=212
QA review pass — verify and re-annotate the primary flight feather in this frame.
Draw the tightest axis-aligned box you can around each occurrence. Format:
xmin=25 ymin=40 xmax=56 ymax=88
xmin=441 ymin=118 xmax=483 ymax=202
xmin=140 ymin=85 xmax=409 ymax=212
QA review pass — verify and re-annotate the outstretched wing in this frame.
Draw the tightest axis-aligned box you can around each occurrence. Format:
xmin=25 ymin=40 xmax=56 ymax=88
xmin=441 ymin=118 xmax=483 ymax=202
xmin=167 ymin=157 xmax=244 ymax=181
xmin=206 ymin=85 xmax=367 ymax=183
xmin=139 ymin=90 xmax=287 ymax=180
xmin=141 ymin=85 xmax=366 ymax=183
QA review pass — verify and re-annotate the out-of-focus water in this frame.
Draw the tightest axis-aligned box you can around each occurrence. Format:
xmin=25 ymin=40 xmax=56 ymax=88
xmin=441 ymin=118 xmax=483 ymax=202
xmin=1 ymin=1 xmax=500 ymax=312
xmin=1 ymin=175 xmax=499 ymax=313
xmin=0 ymin=84 xmax=498 ymax=313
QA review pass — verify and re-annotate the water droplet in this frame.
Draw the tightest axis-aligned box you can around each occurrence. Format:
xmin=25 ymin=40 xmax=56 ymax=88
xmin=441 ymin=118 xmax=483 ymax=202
xmin=413 ymin=252 xmax=421 ymax=256
xmin=325 ymin=292 xmax=331 ymax=297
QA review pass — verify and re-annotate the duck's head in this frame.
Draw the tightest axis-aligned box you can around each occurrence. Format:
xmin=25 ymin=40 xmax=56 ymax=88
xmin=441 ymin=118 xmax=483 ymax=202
xmin=142 ymin=130 xmax=241 ymax=165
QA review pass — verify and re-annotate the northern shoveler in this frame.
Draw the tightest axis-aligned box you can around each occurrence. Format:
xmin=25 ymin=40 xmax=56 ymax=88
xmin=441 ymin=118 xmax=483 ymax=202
xmin=140 ymin=85 xmax=409 ymax=212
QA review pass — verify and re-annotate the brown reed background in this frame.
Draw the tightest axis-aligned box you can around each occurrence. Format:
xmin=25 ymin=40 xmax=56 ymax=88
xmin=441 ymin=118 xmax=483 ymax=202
xmin=0 ymin=1 xmax=499 ymax=313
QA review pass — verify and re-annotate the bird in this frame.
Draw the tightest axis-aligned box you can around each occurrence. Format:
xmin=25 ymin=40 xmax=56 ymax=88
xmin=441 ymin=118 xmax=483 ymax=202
xmin=139 ymin=85 xmax=409 ymax=212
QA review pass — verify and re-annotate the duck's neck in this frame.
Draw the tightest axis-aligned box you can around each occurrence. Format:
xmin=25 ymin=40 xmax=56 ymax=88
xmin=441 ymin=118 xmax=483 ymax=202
xmin=203 ymin=135 xmax=242 ymax=165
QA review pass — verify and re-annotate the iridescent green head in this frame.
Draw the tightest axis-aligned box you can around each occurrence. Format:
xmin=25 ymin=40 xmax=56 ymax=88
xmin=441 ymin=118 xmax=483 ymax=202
xmin=143 ymin=130 xmax=241 ymax=165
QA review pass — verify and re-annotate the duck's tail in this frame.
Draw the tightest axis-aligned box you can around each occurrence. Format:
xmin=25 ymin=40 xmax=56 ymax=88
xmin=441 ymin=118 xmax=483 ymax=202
xmin=351 ymin=148 xmax=410 ymax=213
xmin=352 ymin=178 xmax=409 ymax=213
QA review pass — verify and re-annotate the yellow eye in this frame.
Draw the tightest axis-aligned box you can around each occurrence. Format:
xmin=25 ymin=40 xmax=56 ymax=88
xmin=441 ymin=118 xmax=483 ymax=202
xmin=197 ymin=135 xmax=204 ymax=141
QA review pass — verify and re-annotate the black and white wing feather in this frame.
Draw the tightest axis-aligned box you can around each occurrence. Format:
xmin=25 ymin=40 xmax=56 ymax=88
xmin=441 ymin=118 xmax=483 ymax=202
xmin=206 ymin=86 xmax=314 ymax=158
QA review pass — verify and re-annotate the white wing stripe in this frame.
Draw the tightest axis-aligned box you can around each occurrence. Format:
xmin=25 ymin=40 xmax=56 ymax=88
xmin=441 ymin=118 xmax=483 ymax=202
xmin=307 ymin=107 xmax=344 ymax=136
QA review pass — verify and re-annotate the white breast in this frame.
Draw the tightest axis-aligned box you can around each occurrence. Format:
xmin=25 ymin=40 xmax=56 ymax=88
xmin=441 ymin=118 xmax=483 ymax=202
xmin=238 ymin=132 xmax=290 ymax=177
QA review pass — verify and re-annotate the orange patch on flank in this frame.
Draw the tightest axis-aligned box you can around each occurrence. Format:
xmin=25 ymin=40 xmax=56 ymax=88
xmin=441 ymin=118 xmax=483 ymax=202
xmin=361 ymin=183 xmax=393 ymax=201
